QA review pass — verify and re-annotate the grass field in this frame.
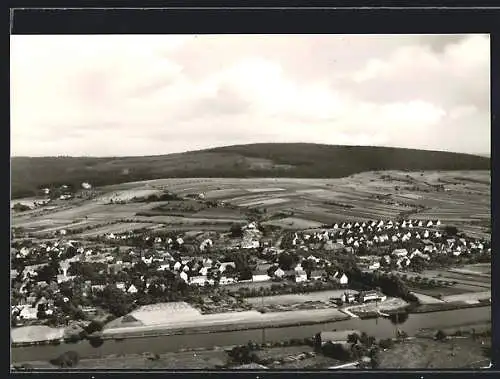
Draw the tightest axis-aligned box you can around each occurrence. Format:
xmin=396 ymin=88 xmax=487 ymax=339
xmin=378 ymin=337 xmax=490 ymax=369
xmin=15 ymin=350 xmax=229 ymax=370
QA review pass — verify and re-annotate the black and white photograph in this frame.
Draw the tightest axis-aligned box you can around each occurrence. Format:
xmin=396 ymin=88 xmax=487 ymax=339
xmin=10 ymin=33 xmax=491 ymax=370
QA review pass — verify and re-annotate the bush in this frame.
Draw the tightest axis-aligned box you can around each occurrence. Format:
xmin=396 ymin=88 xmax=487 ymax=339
xmin=85 ymin=320 xmax=104 ymax=335
xmin=50 ymin=351 xmax=80 ymax=368
xmin=378 ymin=338 xmax=394 ymax=350
xmin=435 ymin=330 xmax=447 ymax=341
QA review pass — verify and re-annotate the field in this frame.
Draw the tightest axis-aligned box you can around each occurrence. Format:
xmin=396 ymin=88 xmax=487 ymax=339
xmin=14 ymin=350 xmax=229 ymax=370
xmin=12 ymin=170 xmax=491 ymax=239
xmin=378 ymin=337 xmax=490 ymax=369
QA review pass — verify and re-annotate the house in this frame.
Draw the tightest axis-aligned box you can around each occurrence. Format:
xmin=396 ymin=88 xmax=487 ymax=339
xmin=198 ymin=266 xmax=209 ymax=276
xmin=19 ymin=306 xmax=38 ymax=320
xmin=180 ymin=271 xmax=189 ymax=283
xmin=200 ymin=239 xmax=213 ymax=251
xmin=315 ymin=330 xmax=361 ymax=346
xmin=252 ymin=268 xmax=271 ymax=282
xmin=91 ymin=284 xmax=106 ymax=292
xmin=358 ymin=290 xmax=386 ymax=303
xmin=220 ymin=276 xmax=236 ymax=285
xmin=127 ymin=284 xmax=138 ymax=294
xmin=309 ymin=270 xmax=325 ymax=281
xmin=392 ymin=248 xmax=409 ymax=257
xmin=295 ymin=270 xmax=308 ymax=283
xmin=339 ymin=273 xmax=349 ymax=286
xmin=396 ymin=257 xmax=411 ymax=268
xmin=368 ymin=261 xmax=380 ymax=270
xmin=116 ymin=282 xmax=126 ymax=291
xmin=272 ymin=267 xmax=285 ymax=279
xmin=173 ymin=261 xmax=182 ymax=271
xmin=219 ymin=262 xmax=236 ymax=273
xmin=190 ymin=276 xmax=209 ymax=286
xmin=241 ymin=240 xmax=260 ymax=249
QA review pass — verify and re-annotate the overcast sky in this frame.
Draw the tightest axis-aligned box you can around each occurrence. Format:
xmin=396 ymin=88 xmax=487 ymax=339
xmin=11 ymin=34 xmax=490 ymax=157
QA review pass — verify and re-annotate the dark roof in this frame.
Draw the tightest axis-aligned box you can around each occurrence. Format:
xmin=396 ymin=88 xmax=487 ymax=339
xmin=310 ymin=270 xmax=326 ymax=276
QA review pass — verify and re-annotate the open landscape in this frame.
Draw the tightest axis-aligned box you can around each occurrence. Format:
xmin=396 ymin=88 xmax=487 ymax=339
xmin=11 ymin=33 xmax=490 ymax=371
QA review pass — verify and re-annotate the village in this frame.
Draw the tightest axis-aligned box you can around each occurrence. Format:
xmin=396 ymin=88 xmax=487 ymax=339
xmin=11 ymin=206 xmax=491 ymax=347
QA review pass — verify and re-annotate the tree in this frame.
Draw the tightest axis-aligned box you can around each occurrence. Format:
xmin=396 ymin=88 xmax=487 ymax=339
xmin=444 ymin=225 xmax=458 ymax=236
xmin=347 ymin=333 xmax=360 ymax=344
xmin=85 ymin=320 xmax=104 ymax=335
xmin=435 ymin=330 xmax=447 ymax=341
xmin=370 ymin=347 xmax=380 ymax=368
xmin=88 ymin=336 xmax=104 ymax=348
xmin=378 ymin=338 xmax=393 ymax=350
xmin=278 ymin=252 xmax=298 ymax=271
xmin=230 ymin=224 xmax=244 ymax=238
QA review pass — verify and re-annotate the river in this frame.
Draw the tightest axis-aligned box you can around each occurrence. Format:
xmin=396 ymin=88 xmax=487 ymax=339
xmin=11 ymin=306 xmax=491 ymax=363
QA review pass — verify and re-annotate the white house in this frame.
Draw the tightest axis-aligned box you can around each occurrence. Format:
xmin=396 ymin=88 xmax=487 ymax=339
xmin=127 ymin=284 xmax=138 ymax=294
xmin=190 ymin=276 xmax=208 ymax=286
xmin=180 ymin=271 xmax=189 ymax=283
xmin=220 ymin=276 xmax=236 ymax=285
xmin=173 ymin=261 xmax=182 ymax=271
xmin=219 ymin=262 xmax=236 ymax=273
xmin=273 ymin=267 xmax=285 ymax=279
xmin=368 ymin=261 xmax=380 ymax=270
xmin=198 ymin=266 xmax=209 ymax=276
xmin=393 ymin=248 xmax=409 ymax=257
xmin=252 ymin=272 xmax=271 ymax=282
xmin=295 ymin=270 xmax=308 ymax=283
xmin=19 ymin=306 xmax=38 ymax=320
xmin=339 ymin=273 xmax=349 ymax=286
xmin=116 ymin=282 xmax=126 ymax=291
xmin=200 ymin=239 xmax=213 ymax=251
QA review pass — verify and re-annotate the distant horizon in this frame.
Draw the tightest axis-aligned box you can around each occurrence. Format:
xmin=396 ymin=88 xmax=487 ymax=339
xmin=10 ymin=142 xmax=491 ymax=159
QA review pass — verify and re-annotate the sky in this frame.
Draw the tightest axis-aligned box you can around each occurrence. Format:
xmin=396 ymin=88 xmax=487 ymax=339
xmin=10 ymin=34 xmax=490 ymax=157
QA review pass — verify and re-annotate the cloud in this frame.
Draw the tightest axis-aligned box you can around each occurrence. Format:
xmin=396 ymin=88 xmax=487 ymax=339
xmin=10 ymin=34 xmax=490 ymax=157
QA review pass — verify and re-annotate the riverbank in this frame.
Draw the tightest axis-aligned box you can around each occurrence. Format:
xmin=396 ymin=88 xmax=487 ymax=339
xmin=100 ymin=308 xmax=350 ymax=339
xmin=11 ymin=306 xmax=491 ymax=364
